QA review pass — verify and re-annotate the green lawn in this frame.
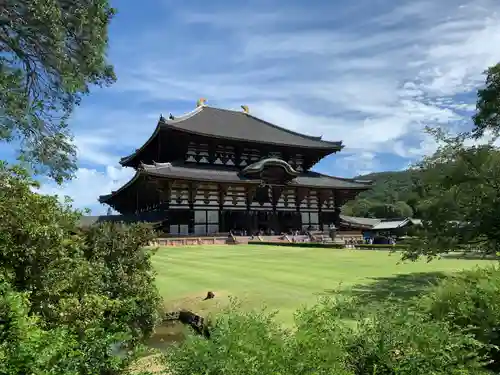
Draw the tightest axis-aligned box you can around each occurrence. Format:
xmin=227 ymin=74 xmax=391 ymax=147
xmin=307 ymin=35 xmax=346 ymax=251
xmin=152 ymin=245 xmax=493 ymax=325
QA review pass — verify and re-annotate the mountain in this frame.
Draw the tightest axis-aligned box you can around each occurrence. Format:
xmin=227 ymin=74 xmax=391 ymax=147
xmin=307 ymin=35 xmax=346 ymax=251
xmin=342 ymin=170 xmax=424 ymax=219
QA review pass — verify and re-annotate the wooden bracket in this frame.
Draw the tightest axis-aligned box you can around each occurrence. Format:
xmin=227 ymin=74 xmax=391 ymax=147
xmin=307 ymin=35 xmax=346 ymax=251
xmin=295 ymin=187 xmax=309 ymax=207
xmin=188 ymin=182 xmax=199 ymax=206
xmin=156 ymin=180 xmax=174 ymax=204
xmin=245 ymin=185 xmax=258 ymax=207
xmin=271 ymin=186 xmax=284 ymax=206
xmin=318 ymin=190 xmax=333 ymax=208
xmin=218 ymin=184 xmax=229 ymax=208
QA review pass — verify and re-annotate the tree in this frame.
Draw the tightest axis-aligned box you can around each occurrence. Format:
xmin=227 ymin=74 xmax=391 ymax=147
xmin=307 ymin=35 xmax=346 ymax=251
xmin=401 ymin=61 xmax=500 ymax=260
xmin=342 ymin=198 xmax=413 ymax=219
xmin=0 ymin=162 xmax=162 ymax=374
xmin=472 ymin=63 xmax=500 ymax=139
xmin=0 ymin=0 xmax=116 ymax=183
xmin=341 ymin=170 xmax=424 ymax=218
xmin=404 ymin=132 xmax=500 ymax=260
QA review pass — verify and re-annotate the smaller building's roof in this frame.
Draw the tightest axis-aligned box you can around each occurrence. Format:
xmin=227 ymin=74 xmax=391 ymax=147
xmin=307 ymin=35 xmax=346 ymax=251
xmin=340 ymin=215 xmax=422 ymax=230
xmin=372 ymin=220 xmax=408 ymax=230
xmin=340 ymin=215 xmax=381 ymax=228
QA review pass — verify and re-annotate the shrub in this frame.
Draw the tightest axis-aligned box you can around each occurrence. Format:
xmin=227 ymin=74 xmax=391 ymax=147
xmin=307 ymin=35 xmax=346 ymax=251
xmin=164 ymin=298 xmax=488 ymax=375
xmin=355 ymin=244 xmax=408 ymax=250
xmin=0 ymin=278 xmax=78 ymax=375
xmin=344 ymin=302 xmax=488 ymax=375
xmin=165 ymin=301 xmax=297 ymax=375
xmin=248 ymin=241 xmax=344 ymax=249
xmin=0 ymin=163 xmax=162 ymax=374
xmin=417 ymin=265 xmax=500 ymax=371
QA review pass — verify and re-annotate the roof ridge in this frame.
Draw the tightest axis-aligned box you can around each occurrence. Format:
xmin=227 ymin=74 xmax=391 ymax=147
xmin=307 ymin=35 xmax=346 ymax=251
xmin=212 ymin=106 xmax=340 ymax=145
xmin=163 ymin=105 xmax=205 ymax=124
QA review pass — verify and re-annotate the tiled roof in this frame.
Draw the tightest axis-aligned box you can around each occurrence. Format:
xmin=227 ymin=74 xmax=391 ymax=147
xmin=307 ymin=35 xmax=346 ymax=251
xmin=140 ymin=162 xmax=372 ymax=189
xmin=340 ymin=216 xmax=423 ymax=230
xmin=120 ymin=105 xmax=343 ymax=166
xmin=340 ymin=215 xmax=381 ymax=227
xmin=161 ymin=106 xmax=342 ymax=149
xmin=99 ymin=162 xmax=372 ymax=205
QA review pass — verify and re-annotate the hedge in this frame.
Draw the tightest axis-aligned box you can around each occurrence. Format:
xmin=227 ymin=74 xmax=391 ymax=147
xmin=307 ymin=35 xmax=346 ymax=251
xmin=248 ymin=241 xmax=344 ymax=249
xmin=355 ymin=244 xmax=408 ymax=250
xmin=247 ymin=242 xmax=410 ymax=250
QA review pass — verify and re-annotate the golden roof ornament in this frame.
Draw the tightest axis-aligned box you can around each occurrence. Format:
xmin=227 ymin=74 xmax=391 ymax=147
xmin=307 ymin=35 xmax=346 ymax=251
xmin=241 ymin=105 xmax=249 ymax=113
xmin=197 ymin=98 xmax=207 ymax=107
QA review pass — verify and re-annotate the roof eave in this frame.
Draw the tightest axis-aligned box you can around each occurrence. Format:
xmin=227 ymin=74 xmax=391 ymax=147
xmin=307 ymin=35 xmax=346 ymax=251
xmin=160 ymin=120 xmax=343 ymax=150
xmin=99 ymin=171 xmax=143 ymax=204
xmin=119 ymin=119 xmax=163 ymax=167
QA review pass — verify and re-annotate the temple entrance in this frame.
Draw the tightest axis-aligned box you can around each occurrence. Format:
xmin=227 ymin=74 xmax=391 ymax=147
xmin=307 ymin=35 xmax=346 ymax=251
xmin=277 ymin=211 xmax=301 ymax=233
xmin=253 ymin=211 xmax=301 ymax=235
xmin=221 ymin=210 xmax=247 ymax=234
xmin=220 ymin=210 xmax=303 ymax=235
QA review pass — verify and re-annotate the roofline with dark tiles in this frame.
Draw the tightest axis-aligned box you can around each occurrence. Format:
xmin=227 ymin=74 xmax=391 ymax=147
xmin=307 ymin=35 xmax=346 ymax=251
xmin=119 ymin=105 xmax=343 ymax=166
xmin=100 ymin=164 xmax=372 ymax=204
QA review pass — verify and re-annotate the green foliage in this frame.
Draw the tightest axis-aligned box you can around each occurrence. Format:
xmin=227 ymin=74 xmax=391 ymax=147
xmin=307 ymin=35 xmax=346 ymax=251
xmin=0 ymin=0 xmax=116 ymax=182
xmin=342 ymin=171 xmax=424 ymax=219
xmin=0 ymin=278 xmax=79 ymax=375
xmin=405 ymin=62 xmax=500 ymax=259
xmin=355 ymin=244 xmax=408 ymax=250
xmin=344 ymin=302 xmax=488 ymax=375
xmin=417 ymin=265 xmax=500 ymax=371
xmin=248 ymin=241 xmax=344 ymax=248
xmin=166 ymin=302 xmax=297 ymax=375
xmin=473 ymin=63 xmax=500 ymax=139
xmin=165 ymin=297 xmax=488 ymax=375
xmin=404 ymin=138 xmax=500 ymax=259
xmin=0 ymin=162 xmax=162 ymax=374
xmin=83 ymin=222 xmax=163 ymax=341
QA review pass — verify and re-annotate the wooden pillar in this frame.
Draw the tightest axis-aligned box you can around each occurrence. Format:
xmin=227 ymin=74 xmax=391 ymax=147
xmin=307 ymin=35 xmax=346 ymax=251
xmin=333 ymin=190 xmax=341 ymax=228
xmin=318 ymin=190 xmax=332 ymax=231
xmin=188 ymin=182 xmax=199 ymax=234
xmin=295 ymin=187 xmax=308 ymax=212
xmin=234 ymin=147 xmax=242 ymax=168
xmin=218 ymin=184 xmax=229 ymax=232
xmin=245 ymin=185 xmax=257 ymax=234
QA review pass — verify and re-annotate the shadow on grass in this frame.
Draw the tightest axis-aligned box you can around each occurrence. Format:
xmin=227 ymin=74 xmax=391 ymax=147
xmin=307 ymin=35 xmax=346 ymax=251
xmin=320 ymin=272 xmax=448 ymax=309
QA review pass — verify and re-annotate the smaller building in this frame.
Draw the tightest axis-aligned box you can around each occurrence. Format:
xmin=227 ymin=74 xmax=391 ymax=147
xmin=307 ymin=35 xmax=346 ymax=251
xmin=339 ymin=215 xmax=422 ymax=239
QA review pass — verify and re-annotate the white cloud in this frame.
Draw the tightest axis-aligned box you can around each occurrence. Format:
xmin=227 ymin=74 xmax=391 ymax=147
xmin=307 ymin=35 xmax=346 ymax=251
xmin=39 ymin=0 xmax=500 ymax=212
xmin=38 ymin=166 xmax=134 ymax=214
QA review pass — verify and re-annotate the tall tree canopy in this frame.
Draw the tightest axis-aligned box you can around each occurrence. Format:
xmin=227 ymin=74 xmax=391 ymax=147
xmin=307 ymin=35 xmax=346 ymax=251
xmin=404 ymin=63 xmax=500 ymax=260
xmin=0 ymin=0 xmax=116 ymax=182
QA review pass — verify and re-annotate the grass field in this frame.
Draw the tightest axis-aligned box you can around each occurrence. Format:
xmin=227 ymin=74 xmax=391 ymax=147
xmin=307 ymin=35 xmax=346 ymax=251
xmin=151 ymin=244 xmax=493 ymax=327
xmin=136 ymin=244 xmax=494 ymax=371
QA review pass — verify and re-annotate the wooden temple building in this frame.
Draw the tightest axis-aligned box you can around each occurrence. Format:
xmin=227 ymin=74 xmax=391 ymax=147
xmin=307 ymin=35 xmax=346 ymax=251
xmin=99 ymin=101 xmax=372 ymax=236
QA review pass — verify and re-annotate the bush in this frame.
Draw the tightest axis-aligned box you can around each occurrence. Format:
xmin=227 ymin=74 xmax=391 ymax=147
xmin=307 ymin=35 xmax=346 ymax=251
xmin=248 ymin=241 xmax=344 ymax=249
xmin=164 ymin=298 xmax=488 ymax=375
xmin=344 ymin=302 xmax=488 ymax=375
xmin=165 ymin=301 xmax=296 ymax=375
xmin=355 ymin=244 xmax=408 ymax=250
xmin=417 ymin=265 xmax=500 ymax=371
xmin=0 ymin=163 xmax=162 ymax=374
xmin=0 ymin=278 xmax=78 ymax=375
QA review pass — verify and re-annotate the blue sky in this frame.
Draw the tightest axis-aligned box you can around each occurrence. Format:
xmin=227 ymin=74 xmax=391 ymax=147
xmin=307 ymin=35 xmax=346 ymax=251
xmin=7 ymin=0 xmax=500 ymax=214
